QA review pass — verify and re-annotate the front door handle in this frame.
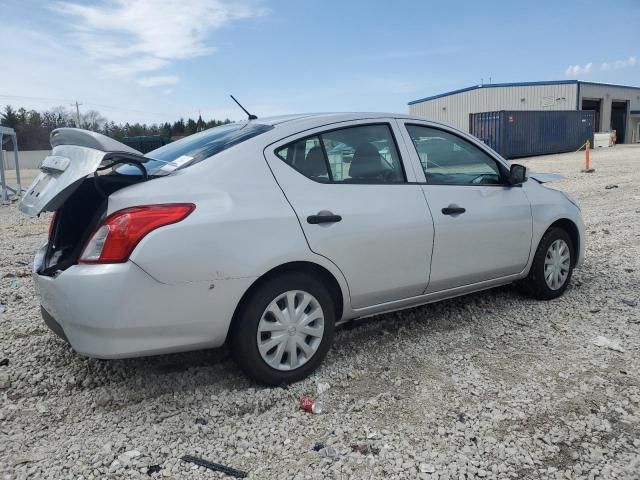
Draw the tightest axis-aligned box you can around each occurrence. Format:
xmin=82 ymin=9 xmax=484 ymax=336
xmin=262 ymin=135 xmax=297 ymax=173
xmin=307 ymin=212 xmax=342 ymax=224
xmin=442 ymin=205 xmax=466 ymax=215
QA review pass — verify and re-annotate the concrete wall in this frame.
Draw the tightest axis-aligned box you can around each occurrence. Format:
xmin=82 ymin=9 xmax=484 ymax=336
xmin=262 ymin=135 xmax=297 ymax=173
xmin=1 ymin=150 xmax=49 ymax=170
xmin=578 ymin=83 xmax=640 ymax=143
xmin=409 ymin=83 xmax=578 ymax=132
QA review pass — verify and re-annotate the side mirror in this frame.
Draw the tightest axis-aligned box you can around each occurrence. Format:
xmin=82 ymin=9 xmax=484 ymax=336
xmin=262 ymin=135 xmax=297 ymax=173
xmin=508 ymin=164 xmax=527 ymax=185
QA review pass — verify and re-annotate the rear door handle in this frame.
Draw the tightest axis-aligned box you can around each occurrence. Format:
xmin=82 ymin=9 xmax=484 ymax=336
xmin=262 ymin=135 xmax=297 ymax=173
xmin=307 ymin=213 xmax=342 ymax=224
xmin=441 ymin=206 xmax=466 ymax=215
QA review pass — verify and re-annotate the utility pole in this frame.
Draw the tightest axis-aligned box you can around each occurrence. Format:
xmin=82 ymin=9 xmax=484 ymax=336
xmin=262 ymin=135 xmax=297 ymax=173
xmin=71 ymin=101 xmax=83 ymax=127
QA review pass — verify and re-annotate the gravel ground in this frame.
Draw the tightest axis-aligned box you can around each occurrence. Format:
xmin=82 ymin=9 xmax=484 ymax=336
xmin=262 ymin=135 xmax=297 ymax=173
xmin=1 ymin=145 xmax=639 ymax=479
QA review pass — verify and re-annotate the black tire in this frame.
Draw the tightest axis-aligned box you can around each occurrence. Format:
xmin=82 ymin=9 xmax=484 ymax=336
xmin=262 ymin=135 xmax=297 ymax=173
xmin=229 ymin=272 xmax=336 ymax=385
xmin=521 ymin=226 xmax=574 ymax=300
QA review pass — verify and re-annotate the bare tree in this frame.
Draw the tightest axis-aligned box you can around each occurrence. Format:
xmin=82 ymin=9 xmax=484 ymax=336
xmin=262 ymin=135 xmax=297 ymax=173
xmin=81 ymin=110 xmax=107 ymax=131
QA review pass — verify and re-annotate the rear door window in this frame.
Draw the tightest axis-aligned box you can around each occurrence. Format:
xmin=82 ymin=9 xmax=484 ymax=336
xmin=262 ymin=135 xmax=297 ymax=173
xmin=275 ymin=136 xmax=330 ymax=182
xmin=275 ymin=124 xmax=406 ymax=184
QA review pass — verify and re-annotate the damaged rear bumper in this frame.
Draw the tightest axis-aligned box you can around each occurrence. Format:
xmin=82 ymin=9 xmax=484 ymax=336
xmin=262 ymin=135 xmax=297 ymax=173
xmin=41 ymin=306 xmax=69 ymax=343
xmin=33 ymin=245 xmax=254 ymax=359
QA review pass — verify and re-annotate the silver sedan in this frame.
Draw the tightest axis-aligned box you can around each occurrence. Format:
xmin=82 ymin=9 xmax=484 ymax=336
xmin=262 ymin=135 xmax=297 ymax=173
xmin=20 ymin=113 xmax=584 ymax=385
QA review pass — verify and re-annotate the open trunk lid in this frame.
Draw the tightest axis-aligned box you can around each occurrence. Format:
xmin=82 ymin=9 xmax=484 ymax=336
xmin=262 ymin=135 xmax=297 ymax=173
xmin=20 ymin=128 xmax=147 ymax=216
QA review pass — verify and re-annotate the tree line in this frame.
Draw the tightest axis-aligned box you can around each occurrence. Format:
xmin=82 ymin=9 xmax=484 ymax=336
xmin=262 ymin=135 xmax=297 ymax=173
xmin=0 ymin=105 xmax=232 ymax=151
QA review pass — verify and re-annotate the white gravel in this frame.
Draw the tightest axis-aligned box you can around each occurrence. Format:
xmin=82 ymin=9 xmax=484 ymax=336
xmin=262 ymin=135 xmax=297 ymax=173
xmin=1 ymin=145 xmax=639 ymax=479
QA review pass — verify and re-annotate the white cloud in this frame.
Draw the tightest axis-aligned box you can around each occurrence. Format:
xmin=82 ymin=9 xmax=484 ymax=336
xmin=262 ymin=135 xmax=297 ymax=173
xmin=601 ymin=56 xmax=637 ymax=71
xmin=103 ymin=57 xmax=170 ymax=77
xmin=137 ymin=75 xmax=180 ymax=87
xmin=565 ymin=62 xmax=593 ymax=77
xmin=52 ymin=0 xmax=264 ymax=81
xmin=0 ymin=27 xmax=186 ymax=124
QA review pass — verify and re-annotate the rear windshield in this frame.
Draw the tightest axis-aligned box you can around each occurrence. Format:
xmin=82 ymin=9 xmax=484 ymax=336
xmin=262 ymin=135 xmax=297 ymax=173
xmin=116 ymin=122 xmax=273 ymax=175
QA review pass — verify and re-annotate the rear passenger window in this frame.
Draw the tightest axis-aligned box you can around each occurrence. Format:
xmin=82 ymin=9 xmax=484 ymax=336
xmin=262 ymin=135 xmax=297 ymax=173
xmin=275 ymin=124 xmax=405 ymax=184
xmin=275 ymin=136 xmax=330 ymax=181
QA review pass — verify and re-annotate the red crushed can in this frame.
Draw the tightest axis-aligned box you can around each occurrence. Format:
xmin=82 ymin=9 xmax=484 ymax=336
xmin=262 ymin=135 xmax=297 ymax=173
xmin=299 ymin=395 xmax=323 ymax=414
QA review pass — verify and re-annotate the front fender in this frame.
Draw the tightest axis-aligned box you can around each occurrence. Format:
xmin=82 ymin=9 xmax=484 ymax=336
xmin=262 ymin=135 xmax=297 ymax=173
xmin=523 ymin=183 xmax=585 ymax=273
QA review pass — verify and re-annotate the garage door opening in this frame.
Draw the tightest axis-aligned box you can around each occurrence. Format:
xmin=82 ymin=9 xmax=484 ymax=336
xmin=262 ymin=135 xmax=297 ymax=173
xmin=611 ymin=101 xmax=628 ymax=143
xmin=581 ymin=98 xmax=602 ymax=131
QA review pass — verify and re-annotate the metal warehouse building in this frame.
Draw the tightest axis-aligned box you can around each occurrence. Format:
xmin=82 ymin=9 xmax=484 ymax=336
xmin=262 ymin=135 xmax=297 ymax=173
xmin=408 ymin=80 xmax=640 ymax=144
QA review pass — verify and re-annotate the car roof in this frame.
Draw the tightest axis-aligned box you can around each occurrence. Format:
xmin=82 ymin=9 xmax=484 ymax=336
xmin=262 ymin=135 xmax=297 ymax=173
xmin=243 ymin=112 xmax=434 ymax=141
xmin=253 ymin=112 xmax=420 ymax=127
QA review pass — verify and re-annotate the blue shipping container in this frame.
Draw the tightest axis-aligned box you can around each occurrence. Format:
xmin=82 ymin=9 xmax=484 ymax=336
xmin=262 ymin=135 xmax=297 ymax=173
xmin=469 ymin=110 xmax=594 ymax=159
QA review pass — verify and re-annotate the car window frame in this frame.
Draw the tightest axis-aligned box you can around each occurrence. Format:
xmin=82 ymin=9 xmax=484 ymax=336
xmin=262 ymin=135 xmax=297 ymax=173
xmin=402 ymin=122 xmax=510 ymax=187
xmin=273 ymin=122 xmax=409 ymax=185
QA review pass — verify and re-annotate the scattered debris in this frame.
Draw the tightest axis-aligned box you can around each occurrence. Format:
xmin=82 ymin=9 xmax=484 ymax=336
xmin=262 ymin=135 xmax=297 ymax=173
xmin=299 ymin=395 xmax=323 ymax=414
xmin=180 ymin=455 xmax=247 ymax=478
xmin=10 ymin=282 xmax=17 ymax=289
xmin=118 ymin=450 xmax=141 ymax=465
xmin=420 ymin=463 xmax=436 ymax=474
xmin=312 ymin=442 xmax=325 ymax=452
xmin=316 ymin=382 xmax=330 ymax=396
xmin=95 ymin=393 xmax=113 ymax=407
xmin=351 ymin=442 xmax=379 ymax=455
xmin=318 ymin=447 xmax=338 ymax=459
xmin=624 ymin=268 xmax=634 ymax=273
xmin=0 ymin=358 xmax=8 ymax=366
xmin=146 ymin=465 xmax=162 ymax=476
xmin=12 ymin=456 xmax=43 ymax=466
xmin=621 ymin=299 xmax=637 ymax=307
xmin=156 ymin=411 xmax=181 ymax=422
xmin=195 ymin=417 xmax=208 ymax=425
xmin=605 ymin=184 xmax=619 ymax=189
xmin=593 ymin=336 xmax=625 ymax=353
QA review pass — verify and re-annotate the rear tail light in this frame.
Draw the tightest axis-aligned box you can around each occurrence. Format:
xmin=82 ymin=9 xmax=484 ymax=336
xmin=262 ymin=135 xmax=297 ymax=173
xmin=79 ymin=204 xmax=195 ymax=264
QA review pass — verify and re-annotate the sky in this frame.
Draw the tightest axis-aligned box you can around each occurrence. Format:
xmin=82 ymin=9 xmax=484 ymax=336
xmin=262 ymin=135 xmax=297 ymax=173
xmin=0 ymin=0 xmax=638 ymax=124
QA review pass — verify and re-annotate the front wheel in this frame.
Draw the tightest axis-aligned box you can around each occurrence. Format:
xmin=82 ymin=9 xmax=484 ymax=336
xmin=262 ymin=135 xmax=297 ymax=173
xmin=229 ymin=272 xmax=335 ymax=385
xmin=521 ymin=227 xmax=574 ymax=300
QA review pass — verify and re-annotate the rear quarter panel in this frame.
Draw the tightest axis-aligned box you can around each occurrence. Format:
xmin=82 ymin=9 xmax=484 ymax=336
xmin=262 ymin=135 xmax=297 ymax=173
xmin=107 ymin=140 xmax=352 ymax=312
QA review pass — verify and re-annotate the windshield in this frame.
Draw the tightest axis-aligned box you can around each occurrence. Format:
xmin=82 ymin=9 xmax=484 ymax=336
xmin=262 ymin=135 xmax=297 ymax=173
xmin=116 ymin=122 xmax=273 ymax=175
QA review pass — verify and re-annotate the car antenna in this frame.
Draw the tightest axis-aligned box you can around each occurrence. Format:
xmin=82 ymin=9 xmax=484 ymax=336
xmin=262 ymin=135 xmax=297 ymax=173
xmin=229 ymin=95 xmax=258 ymax=120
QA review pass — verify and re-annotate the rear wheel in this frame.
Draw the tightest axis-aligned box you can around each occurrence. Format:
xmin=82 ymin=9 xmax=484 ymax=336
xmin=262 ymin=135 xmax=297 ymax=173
xmin=230 ymin=272 xmax=335 ymax=385
xmin=521 ymin=227 xmax=574 ymax=300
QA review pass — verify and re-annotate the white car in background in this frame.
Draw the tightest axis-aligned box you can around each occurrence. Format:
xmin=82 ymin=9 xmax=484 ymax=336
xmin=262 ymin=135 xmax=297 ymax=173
xmin=20 ymin=113 xmax=584 ymax=385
